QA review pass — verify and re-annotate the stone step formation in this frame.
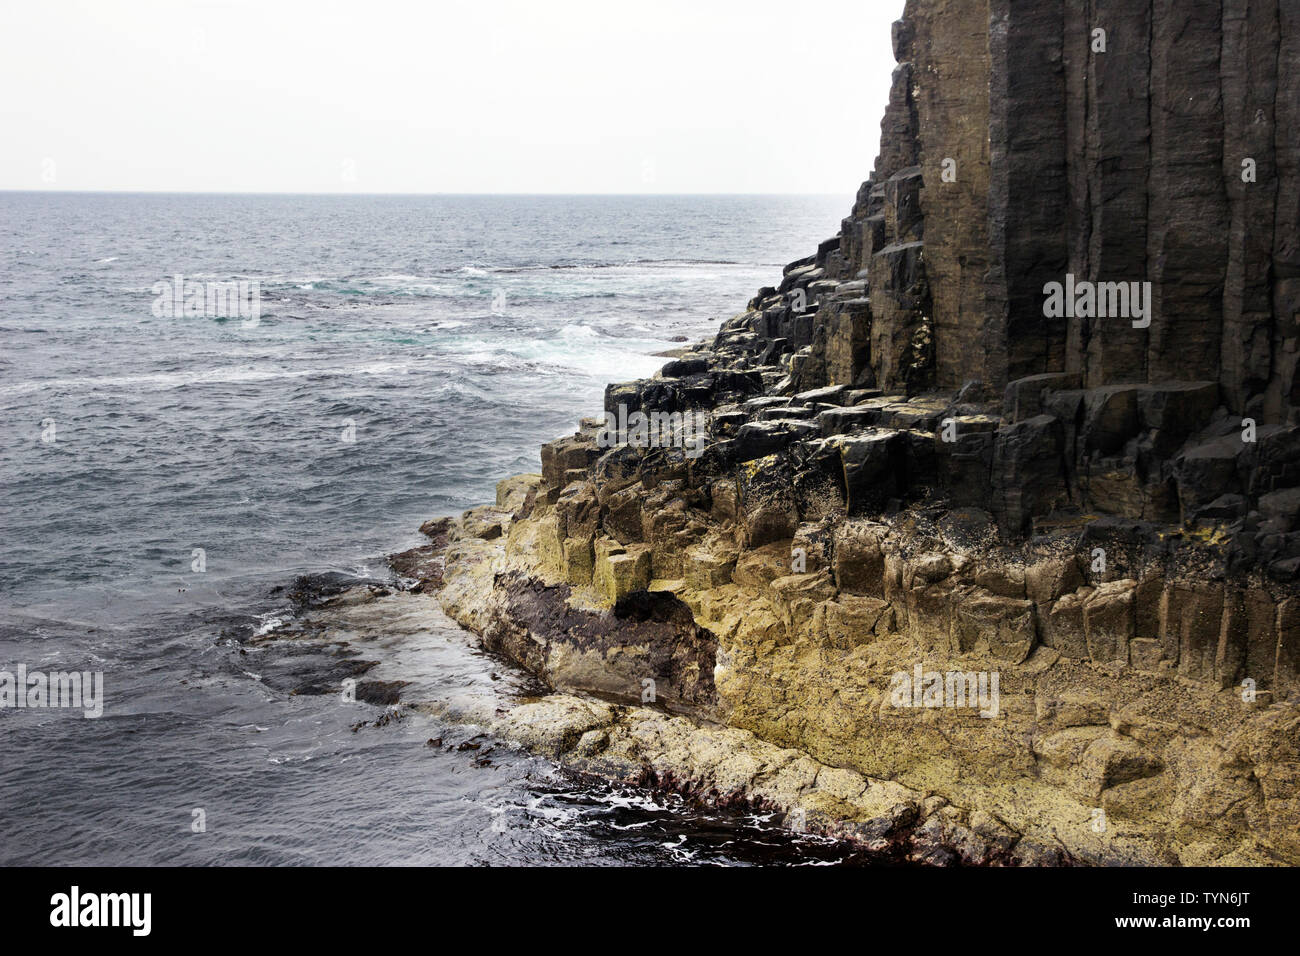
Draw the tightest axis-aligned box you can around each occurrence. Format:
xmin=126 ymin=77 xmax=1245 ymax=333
xmin=433 ymin=0 xmax=1300 ymax=865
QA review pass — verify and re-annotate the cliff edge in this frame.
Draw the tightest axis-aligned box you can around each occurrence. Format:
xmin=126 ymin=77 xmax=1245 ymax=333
xmin=429 ymin=0 xmax=1300 ymax=865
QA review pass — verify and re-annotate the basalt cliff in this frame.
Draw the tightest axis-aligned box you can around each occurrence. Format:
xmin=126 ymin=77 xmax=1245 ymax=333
xmin=427 ymin=0 xmax=1300 ymax=865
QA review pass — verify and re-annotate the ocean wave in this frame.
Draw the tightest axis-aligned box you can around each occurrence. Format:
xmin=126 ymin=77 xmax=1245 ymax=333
xmin=252 ymin=614 xmax=287 ymax=637
xmin=499 ymin=258 xmax=750 ymax=272
xmin=557 ymin=324 xmax=600 ymax=340
xmin=0 ymin=361 xmax=425 ymax=396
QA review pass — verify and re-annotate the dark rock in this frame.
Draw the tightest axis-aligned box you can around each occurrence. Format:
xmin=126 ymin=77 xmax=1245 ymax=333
xmin=992 ymin=415 xmax=1067 ymax=536
xmin=839 ymin=431 xmax=905 ymax=514
xmin=661 ymin=356 xmax=711 ymax=378
xmin=818 ymin=406 xmax=885 ymax=437
xmin=795 ymin=384 xmax=850 ymax=407
xmin=1004 ymin=373 xmax=1082 ymax=422
xmin=733 ymin=420 xmax=819 ymax=463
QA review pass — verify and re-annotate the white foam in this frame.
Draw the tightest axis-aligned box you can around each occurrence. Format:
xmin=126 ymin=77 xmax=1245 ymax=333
xmin=0 ymin=361 xmax=422 ymax=396
xmin=252 ymin=615 xmax=286 ymax=638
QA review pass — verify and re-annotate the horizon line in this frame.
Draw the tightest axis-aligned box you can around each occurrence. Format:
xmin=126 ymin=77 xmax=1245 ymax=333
xmin=0 ymin=188 xmax=849 ymax=198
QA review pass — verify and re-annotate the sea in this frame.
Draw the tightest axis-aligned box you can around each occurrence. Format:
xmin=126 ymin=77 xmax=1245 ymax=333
xmin=0 ymin=191 xmax=871 ymax=865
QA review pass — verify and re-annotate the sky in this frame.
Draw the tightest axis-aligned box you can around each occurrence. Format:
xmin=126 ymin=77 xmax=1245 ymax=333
xmin=0 ymin=0 xmax=901 ymax=194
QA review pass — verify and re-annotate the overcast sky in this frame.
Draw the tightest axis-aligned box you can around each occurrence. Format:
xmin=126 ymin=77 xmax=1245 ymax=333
xmin=0 ymin=0 xmax=900 ymax=194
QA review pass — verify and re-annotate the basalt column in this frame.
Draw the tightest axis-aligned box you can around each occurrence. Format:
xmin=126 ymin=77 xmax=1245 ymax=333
xmin=1270 ymin=0 xmax=1300 ymax=420
xmin=1146 ymin=0 xmax=1229 ymax=386
xmin=1220 ymin=0 xmax=1280 ymax=416
xmin=906 ymin=0 xmax=993 ymax=390
xmin=1066 ymin=0 xmax=1155 ymax=389
xmin=986 ymin=0 xmax=1069 ymax=383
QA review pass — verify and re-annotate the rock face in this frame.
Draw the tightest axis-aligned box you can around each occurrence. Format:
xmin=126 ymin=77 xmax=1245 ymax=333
xmin=429 ymin=0 xmax=1300 ymax=865
xmin=762 ymin=0 xmax=1300 ymax=422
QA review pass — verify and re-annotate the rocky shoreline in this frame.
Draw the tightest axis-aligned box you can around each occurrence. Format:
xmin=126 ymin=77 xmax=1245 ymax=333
xmin=424 ymin=452 xmax=1297 ymax=865
xmin=408 ymin=0 xmax=1300 ymax=865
